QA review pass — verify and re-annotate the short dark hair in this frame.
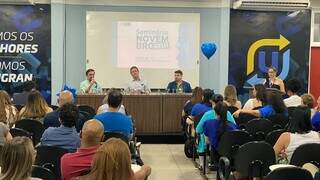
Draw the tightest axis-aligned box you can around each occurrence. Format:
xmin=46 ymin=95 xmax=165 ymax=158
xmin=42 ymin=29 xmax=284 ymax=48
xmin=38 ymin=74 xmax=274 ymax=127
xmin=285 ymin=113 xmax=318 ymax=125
xmin=130 ymin=66 xmax=139 ymax=72
xmin=286 ymin=79 xmax=301 ymax=94
xmin=23 ymin=81 xmax=36 ymax=92
xmin=107 ymin=89 xmax=123 ymax=108
xmin=286 ymin=106 xmax=312 ymax=134
xmin=202 ymin=89 xmax=214 ymax=105
xmin=59 ymin=103 xmax=79 ymax=128
xmin=211 ymin=94 xmax=223 ymax=104
xmin=86 ymin=69 xmax=95 ymax=76
xmin=174 ymin=70 xmax=183 ymax=75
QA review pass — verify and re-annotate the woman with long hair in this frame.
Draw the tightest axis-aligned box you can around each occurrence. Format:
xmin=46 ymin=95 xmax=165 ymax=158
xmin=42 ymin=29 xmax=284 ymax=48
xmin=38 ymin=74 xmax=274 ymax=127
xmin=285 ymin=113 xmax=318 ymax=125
xmin=0 ymin=136 xmax=36 ymax=180
xmin=224 ymin=85 xmax=242 ymax=109
xmin=182 ymin=87 xmax=203 ymax=117
xmin=0 ymin=90 xmax=18 ymax=127
xmin=78 ymin=138 xmax=151 ymax=180
xmin=243 ymin=84 xmax=266 ymax=110
xmin=18 ymin=90 xmax=52 ymax=122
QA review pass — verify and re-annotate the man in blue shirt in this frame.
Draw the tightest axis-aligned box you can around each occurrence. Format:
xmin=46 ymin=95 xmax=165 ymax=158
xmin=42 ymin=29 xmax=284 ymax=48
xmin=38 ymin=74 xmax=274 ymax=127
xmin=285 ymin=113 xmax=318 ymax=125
xmin=167 ymin=70 xmax=192 ymax=93
xmin=94 ymin=89 xmax=133 ymax=138
xmin=40 ymin=103 xmax=80 ymax=152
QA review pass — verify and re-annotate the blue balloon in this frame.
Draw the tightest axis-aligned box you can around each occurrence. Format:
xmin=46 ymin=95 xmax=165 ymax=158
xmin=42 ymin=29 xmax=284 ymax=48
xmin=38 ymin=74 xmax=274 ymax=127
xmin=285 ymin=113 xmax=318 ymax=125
xmin=201 ymin=42 xmax=217 ymax=60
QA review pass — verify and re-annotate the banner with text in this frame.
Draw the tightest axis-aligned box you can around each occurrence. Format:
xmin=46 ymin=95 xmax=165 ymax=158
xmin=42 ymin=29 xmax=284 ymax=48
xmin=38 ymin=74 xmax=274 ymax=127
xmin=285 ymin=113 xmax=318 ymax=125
xmin=0 ymin=5 xmax=51 ymax=102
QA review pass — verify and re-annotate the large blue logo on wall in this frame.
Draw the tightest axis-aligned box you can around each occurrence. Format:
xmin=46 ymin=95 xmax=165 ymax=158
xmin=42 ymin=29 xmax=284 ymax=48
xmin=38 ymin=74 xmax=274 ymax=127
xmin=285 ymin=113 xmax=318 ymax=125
xmin=0 ymin=5 xmax=51 ymax=103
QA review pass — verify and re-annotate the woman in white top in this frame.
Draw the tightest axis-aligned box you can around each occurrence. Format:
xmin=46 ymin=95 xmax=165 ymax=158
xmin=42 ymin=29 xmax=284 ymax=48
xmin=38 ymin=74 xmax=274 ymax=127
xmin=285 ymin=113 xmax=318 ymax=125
xmin=224 ymin=85 xmax=242 ymax=110
xmin=0 ymin=90 xmax=18 ymax=127
xmin=274 ymin=106 xmax=320 ymax=161
xmin=264 ymin=67 xmax=285 ymax=94
xmin=97 ymin=92 xmax=126 ymax=115
xmin=243 ymin=84 xmax=266 ymax=110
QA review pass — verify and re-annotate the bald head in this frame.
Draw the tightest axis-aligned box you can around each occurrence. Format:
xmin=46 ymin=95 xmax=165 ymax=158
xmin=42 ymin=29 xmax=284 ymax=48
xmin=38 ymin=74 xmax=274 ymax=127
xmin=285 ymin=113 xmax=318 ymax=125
xmin=81 ymin=119 xmax=104 ymax=147
xmin=58 ymin=90 xmax=73 ymax=107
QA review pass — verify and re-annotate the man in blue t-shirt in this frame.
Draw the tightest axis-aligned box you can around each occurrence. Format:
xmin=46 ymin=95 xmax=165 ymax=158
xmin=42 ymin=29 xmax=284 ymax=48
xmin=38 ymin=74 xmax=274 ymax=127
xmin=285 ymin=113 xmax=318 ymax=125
xmin=94 ymin=89 xmax=133 ymax=138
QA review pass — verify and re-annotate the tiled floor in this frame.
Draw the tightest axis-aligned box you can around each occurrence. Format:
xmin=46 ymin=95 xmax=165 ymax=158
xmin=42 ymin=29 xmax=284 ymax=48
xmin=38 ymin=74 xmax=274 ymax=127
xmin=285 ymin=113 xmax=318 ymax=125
xmin=140 ymin=144 xmax=216 ymax=180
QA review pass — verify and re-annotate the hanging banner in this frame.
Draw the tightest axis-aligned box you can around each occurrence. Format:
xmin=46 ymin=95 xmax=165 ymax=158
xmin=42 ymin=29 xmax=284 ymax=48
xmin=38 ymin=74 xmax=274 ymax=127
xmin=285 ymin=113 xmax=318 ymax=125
xmin=228 ymin=9 xmax=311 ymax=97
xmin=0 ymin=5 xmax=51 ymax=102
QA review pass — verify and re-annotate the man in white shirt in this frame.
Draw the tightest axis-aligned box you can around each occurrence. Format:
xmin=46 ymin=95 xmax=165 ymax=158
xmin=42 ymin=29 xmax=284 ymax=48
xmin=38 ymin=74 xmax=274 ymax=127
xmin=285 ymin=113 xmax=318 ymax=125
xmin=126 ymin=66 xmax=150 ymax=94
xmin=284 ymin=79 xmax=302 ymax=107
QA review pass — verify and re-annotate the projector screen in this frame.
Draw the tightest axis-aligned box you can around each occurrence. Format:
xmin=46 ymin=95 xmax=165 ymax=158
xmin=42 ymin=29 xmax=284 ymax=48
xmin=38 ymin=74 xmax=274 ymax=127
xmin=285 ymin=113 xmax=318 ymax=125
xmin=86 ymin=12 xmax=200 ymax=89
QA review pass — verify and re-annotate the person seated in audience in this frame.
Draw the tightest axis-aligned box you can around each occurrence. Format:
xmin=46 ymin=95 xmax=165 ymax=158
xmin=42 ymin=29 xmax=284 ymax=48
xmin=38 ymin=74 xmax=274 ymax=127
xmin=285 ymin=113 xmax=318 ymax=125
xmin=264 ymin=67 xmax=285 ymax=93
xmin=284 ymin=79 xmax=302 ymax=107
xmin=0 ymin=136 xmax=36 ymax=180
xmin=0 ymin=122 xmax=12 ymax=146
xmin=80 ymin=69 xmax=102 ymax=94
xmin=43 ymin=90 xmax=85 ymax=132
xmin=233 ymin=91 xmax=287 ymax=119
xmin=13 ymin=80 xmax=36 ymax=105
xmin=40 ymin=103 xmax=80 ymax=152
xmin=94 ymin=89 xmax=133 ymax=138
xmin=182 ymin=87 xmax=203 ymax=118
xmin=243 ymin=84 xmax=266 ymax=110
xmin=0 ymin=90 xmax=18 ymax=127
xmin=126 ymin=66 xmax=150 ymax=94
xmin=61 ymin=119 xmax=104 ymax=180
xmin=196 ymin=94 xmax=236 ymax=169
xmin=18 ymin=90 xmax=53 ymax=122
xmin=166 ymin=70 xmax=192 ymax=93
xmin=273 ymin=106 xmax=320 ymax=161
xmin=77 ymin=138 xmax=151 ymax=180
xmin=301 ymin=94 xmax=316 ymax=117
xmin=224 ymin=85 xmax=242 ymax=110
xmin=97 ymin=90 xmax=126 ymax=115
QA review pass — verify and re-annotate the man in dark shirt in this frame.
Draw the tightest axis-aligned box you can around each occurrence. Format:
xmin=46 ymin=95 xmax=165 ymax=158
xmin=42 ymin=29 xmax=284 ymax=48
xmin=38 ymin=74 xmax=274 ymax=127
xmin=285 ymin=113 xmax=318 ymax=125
xmin=13 ymin=81 xmax=36 ymax=105
xmin=167 ymin=70 xmax=192 ymax=93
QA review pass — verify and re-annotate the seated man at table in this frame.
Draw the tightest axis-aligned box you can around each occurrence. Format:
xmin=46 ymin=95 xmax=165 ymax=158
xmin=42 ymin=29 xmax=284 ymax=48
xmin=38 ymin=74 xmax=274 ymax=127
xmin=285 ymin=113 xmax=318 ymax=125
xmin=167 ymin=70 xmax=192 ymax=93
xmin=126 ymin=66 xmax=150 ymax=94
xmin=94 ymin=89 xmax=133 ymax=138
xmin=80 ymin=69 xmax=102 ymax=94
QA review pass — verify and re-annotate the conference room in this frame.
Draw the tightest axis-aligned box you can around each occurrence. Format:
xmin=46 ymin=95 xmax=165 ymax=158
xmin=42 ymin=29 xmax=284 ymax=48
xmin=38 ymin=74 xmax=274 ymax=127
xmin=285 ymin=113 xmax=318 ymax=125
xmin=0 ymin=0 xmax=320 ymax=179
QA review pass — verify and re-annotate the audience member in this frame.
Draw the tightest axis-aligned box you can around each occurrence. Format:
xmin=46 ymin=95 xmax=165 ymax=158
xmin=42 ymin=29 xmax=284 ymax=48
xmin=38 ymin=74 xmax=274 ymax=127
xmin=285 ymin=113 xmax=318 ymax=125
xmin=0 ymin=137 xmax=36 ymax=180
xmin=18 ymin=90 xmax=53 ymax=122
xmin=264 ymin=67 xmax=285 ymax=93
xmin=12 ymin=80 xmax=36 ymax=105
xmin=61 ymin=120 xmax=104 ymax=180
xmin=274 ymin=106 xmax=320 ymax=161
xmin=94 ymin=89 xmax=133 ymax=138
xmin=80 ymin=69 xmax=102 ymax=94
xmin=166 ymin=70 xmax=192 ymax=93
xmin=97 ymin=90 xmax=126 ymax=115
xmin=182 ymin=87 xmax=203 ymax=118
xmin=0 ymin=90 xmax=18 ymax=127
xmin=243 ymin=84 xmax=266 ymax=110
xmin=77 ymin=138 xmax=151 ymax=180
xmin=43 ymin=90 xmax=85 ymax=132
xmin=301 ymin=94 xmax=316 ymax=117
xmin=126 ymin=66 xmax=150 ymax=94
xmin=284 ymin=79 xmax=302 ymax=107
xmin=224 ymin=85 xmax=241 ymax=109
xmin=40 ymin=103 xmax=80 ymax=152
xmin=189 ymin=89 xmax=214 ymax=120
xmin=0 ymin=122 xmax=12 ymax=146
xmin=233 ymin=91 xmax=287 ymax=119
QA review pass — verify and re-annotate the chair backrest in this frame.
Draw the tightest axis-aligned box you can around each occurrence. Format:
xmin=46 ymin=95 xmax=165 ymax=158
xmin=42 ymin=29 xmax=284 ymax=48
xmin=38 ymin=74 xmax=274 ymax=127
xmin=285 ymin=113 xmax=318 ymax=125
xmin=78 ymin=105 xmax=96 ymax=119
xmin=245 ymin=118 xmax=273 ymax=140
xmin=234 ymin=141 xmax=275 ymax=178
xmin=265 ymin=167 xmax=313 ymax=180
xmin=9 ymin=128 xmax=33 ymax=139
xmin=31 ymin=165 xmax=55 ymax=180
xmin=265 ymin=129 xmax=286 ymax=147
xmin=35 ymin=145 xmax=69 ymax=180
xmin=104 ymin=132 xmax=129 ymax=145
xmin=15 ymin=119 xmax=44 ymax=145
xmin=218 ymin=130 xmax=251 ymax=159
xmin=290 ymin=143 xmax=320 ymax=167
xmin=269 ymin=113 xmax=289 ymax=128
xmin=227 ymin=106 xmax=239 ymax=114
xmin=236 ymin=113 xmax=258 ymax=127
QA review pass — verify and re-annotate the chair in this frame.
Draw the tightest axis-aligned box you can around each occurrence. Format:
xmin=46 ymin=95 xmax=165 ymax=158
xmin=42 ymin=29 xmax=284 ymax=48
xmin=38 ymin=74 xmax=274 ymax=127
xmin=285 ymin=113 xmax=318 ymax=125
xmin=49 ymin=105 xmax=59 ymax=110
xmin=269 ymin=113 xmax=289 ymax=129
xmin=35 ymin=145 xmax=69 ymax=180
xmin=290 ymin=143 xmax=320 ymax=167
xmin=265 ymin=129 xmax=286 ymax=147
xmin=78 ymin=105 xmax=96 ymax=119
xmin=265 ymin=167 xmax=313 ymax=180
xmin=236 ymin=113 xmax=257 ymax=128
xmin=15 ymin=119 xmax=44 ymax=145
xmin=245 ymin=118 xmax=273 ymax=141
xmin=104 ymin=132 xmax=129 ymax=144
xmin=32 ymin=165 xmax=55 ymax=180
xmin=234 ymin=141 xmax=276 ymax=179
xmin=9 ymin=128 xmax=32 ymax=139
xmin=14 ymin=104 xmax=24 ymax=111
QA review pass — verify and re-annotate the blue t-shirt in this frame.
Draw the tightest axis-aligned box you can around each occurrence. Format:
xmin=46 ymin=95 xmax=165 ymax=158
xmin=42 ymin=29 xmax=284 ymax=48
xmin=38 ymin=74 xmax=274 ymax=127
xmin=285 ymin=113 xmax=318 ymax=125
xmin=312 ymin=112 xmax=320 ymax=131
xmin=94 ymin=112 xmax=133 ymax=137
xmin=203 ymin=120 xmax=238 ymax=150
xmin=259 ymin=105 xmax=276 ymax=118
xmin=191 ymin=103 xmax=212 ymax=117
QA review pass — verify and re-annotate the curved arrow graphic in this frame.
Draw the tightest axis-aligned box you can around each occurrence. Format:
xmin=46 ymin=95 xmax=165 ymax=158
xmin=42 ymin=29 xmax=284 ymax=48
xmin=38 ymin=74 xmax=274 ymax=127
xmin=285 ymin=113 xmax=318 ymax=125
xmin=278 ymin=49 xmax=290 ymax=80
xmin=247 ymin=35 xmax=290 ymax=75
